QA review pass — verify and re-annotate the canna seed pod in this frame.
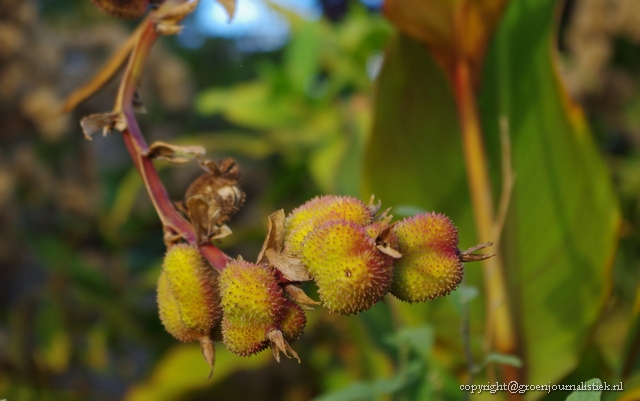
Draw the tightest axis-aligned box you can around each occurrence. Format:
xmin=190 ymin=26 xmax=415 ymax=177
xmin=390 ymin=213 xmax=463 ymax=303
xmin=221 ymin=318 xmax=270 ymax=357
xmin=285 ymin=195 xmax=373 ymax=256
xmin=278 ymin=299 xmax=306 ymax=343
xmin=300 ymin=220 xmax=394 ymax=315
xmin=157 ymin=244 xmax=221 ymax=342
xmin=219 ymin=260 xmax=285 ymax=324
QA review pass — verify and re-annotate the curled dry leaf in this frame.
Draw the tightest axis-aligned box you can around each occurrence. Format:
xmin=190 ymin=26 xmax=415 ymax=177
xmin=267 ymin=329 xmax=300 ymax=363
xmin=154 ymin=0 xmax=200 ymax=35
xmin=284 ymin=285 xmax=321 ymax=310
xmin=265 ymin=249 xmax=311 ymax=282
xmin=146 ymin=141 xmax=206 ymax=163
xmin=80 ymin=111 xmax=126 ymax=140
xmin=256 ymin=210 xmax=285 ymax=265
xmin=371 ymin=218 xmax=403 ymax=259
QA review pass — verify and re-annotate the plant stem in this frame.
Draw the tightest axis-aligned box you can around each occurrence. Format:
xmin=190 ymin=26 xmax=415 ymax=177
xmin=112 ymin=5 xmax=229 ymax=270
xmin=452 ymin=59 xmax=521 ymax=394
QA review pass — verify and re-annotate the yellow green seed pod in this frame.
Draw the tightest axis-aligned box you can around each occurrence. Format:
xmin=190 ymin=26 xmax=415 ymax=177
xmin=300 ymin=220 xmax=394 ymax=315
xmin=221 ymin=318 xmax=270 ymax=357
xmin=157 ymin=244 xmax=220 ymax=342
xmin=219 ymin=260 xmax=285 ymax=324
xmin=279 ymin=299 xmax=306 ymax=343
xmin=285 ymin=195 xmax=373 ymax=256
xmin=390 ymin=213 xmax=462 ymax=303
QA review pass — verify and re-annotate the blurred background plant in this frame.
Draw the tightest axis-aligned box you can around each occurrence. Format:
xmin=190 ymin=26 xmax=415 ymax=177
xmin=0 ymin=0 xmax=639 ymax=400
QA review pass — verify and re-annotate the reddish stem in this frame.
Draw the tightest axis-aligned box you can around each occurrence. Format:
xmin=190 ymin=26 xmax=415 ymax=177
xmin=113 ymin=8 xmax=229 ymax=270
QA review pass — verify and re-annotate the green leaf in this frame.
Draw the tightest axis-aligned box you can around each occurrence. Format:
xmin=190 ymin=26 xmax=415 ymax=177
xmin=313 ymin=362 xmax=424 ymax=401
xmin=124 ymin=345 xmax=271 ymax=401
xmin=196 ymin=82 xmax=305 ymax=130
xmin=364 ymin=0 xmax=620 ymax=388
xmin=565 ymin=378 xmax=602 ymax=401
xmin=285 ymin=22 xmax=321 ymax=94
xmin=483 ymin=353 xmax=522 ymax=368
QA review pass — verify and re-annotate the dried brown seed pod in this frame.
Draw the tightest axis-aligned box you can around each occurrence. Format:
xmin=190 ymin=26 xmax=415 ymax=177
xmin=185 ymin=158 xmax=245 ymax=243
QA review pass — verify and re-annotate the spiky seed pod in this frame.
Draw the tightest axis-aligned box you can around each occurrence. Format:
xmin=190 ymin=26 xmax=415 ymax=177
xmin=279 ymin=299 xmax=306 ymax=343
xmin=90 ymin=0 xmax=149 ymax=19
xmin=285 ymin=195 xmax=373 ymax=256
xmin=221 ymin=318 xmax=270 ymax=357
xmin=219 ymin=260 xmax=285 ymax=324
xmin=300 ymin=220 xmax=394 ymax=315
xmin=390 ymin=213 xmax=463 ymax=303
xmin=157 ymin=244 xmax=220 ymax=342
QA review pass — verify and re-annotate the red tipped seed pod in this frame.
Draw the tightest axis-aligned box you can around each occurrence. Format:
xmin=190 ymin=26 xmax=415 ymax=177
xmin=219 ymin=260 xmax=285 ymax=324
xmin=300 ymin=220 xmax=394 ymax=315
xmin=220 ymin=260 xmax=286 ymax=356
xmin=285 ymin=195 xmax=373 ymax=256
xmin=390 ymin=213 xmax=463 ymax=303
xmin=90 ymin=0 xmax=150 ymax=19
xmin=279 ymin=299 xmax=306 ymax=343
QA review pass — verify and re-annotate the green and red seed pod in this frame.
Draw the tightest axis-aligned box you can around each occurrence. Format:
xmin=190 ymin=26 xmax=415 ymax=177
xmin=284 ymin=195 xmax=373 ymax=256
xmin=390 ymin=212 xmax=463 ymax=303
xmin=300 ymin=219 xmax=394 ymax=315
xmin=219 ymin=260 xmax=285 ymax=324
xmin=278 ymin=298 xmax=306 ymax=343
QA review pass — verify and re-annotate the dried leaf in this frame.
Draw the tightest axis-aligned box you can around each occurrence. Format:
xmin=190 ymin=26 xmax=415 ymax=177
xmin=80 ymin=111 xmax=126 ymax=140
xmin=256 ymin=210 xmax=285 ymax=265
xmin=216 ymin=0 xmax=237 ymax=22
xmin=366 ymin=194 xmax=382 ymax=216
xmin=284 ymin=285 xmax=321 ymax=310
xmin=186 ymin=195 xmax=221 ymax=243
xmin=198 ymin=336 xmax=215 ymax=379
xmin=265 ymin=249 xmax=310 ymax=282
xmin=211 ymin=224 xmax=232 ymax=240
xmin=370 ymin=220 xmax=402 ymax=258
xmin=146 ymin=141 xmax=206 ymax=163
xmin=155 ymin=0 xmax=200 ymax=35
xmin=155 ymin=23 xmax=183 ymax=36
xmin=267 ymin=329 xmax=300 ymax=363
xmin=62 ymin=20 xmax=146 ymax=113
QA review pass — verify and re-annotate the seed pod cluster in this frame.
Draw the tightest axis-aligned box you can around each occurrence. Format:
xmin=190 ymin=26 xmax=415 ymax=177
xmin=284 ymin=195 xmax=477 ymax=314
xmin=219 ymin=260 xmax=306 ymax=357
xmin=156 ymin=194 xmax=489 ymax=374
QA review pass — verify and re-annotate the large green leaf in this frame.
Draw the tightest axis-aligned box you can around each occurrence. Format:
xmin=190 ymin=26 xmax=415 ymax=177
xmin=364 ymin=0 xmax=619 ymax=392
xmin=124 ymin=345 xmax=271 ymax=401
